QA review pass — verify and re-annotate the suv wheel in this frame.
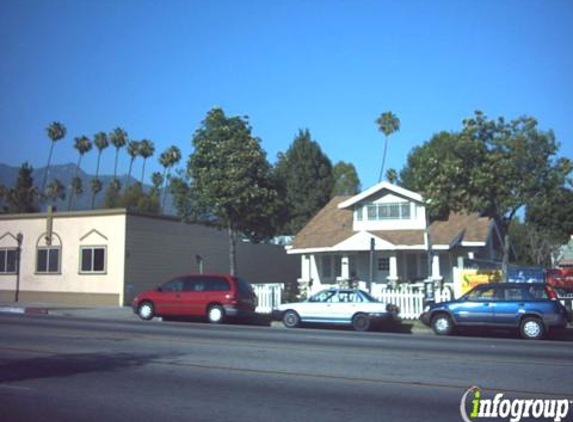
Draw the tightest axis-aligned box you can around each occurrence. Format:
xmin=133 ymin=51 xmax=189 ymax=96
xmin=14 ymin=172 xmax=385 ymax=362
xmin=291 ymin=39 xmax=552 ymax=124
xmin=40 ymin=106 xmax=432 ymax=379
xmin=520 ymin=317 xmax=544 ymax=340
xmin=432 ymin=314 xmax=453 ymax=335
xmin=207 ymin=305 xmax=225 ymax=324
xmin=138 ymin=302 xmax=155 ymax=321
xmin=352 ymin=313 xmax=371 ymax=332
xmin=282 ymin=310 xmax=300 ymax=328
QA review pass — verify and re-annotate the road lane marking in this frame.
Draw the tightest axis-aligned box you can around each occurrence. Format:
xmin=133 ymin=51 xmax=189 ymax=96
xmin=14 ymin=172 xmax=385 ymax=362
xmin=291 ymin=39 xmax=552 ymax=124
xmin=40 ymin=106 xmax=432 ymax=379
xmin=0 ymin=384 xmax=32 ymax=391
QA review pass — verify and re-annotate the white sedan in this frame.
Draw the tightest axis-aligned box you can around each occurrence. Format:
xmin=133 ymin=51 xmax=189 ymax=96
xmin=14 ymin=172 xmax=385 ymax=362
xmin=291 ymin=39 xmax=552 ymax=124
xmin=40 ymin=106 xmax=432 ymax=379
xmin=273 ymin=288 xmax=400 ymax=331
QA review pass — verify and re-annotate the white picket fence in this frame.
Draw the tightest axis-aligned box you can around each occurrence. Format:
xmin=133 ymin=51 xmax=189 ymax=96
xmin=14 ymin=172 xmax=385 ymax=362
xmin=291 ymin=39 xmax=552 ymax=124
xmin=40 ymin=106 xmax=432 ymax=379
xmin=252 ymin=282 xmax=453 ymax=319
xmin=253 ymin=283 xmax=283 ymax=313
xmin=374 ymin=285 xmax=453 ymax=320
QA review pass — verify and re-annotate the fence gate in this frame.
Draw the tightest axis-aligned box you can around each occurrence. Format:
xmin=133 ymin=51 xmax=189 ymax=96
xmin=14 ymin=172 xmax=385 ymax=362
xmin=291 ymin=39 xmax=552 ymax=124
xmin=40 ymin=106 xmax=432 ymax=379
xmin=253 ymin=283 xmax=283 ymax=313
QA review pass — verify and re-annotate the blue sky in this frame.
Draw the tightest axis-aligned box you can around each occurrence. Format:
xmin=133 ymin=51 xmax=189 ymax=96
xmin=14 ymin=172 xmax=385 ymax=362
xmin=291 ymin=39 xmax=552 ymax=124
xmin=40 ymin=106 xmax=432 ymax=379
xmin=1 ymin=0 xmax=572 ymax=187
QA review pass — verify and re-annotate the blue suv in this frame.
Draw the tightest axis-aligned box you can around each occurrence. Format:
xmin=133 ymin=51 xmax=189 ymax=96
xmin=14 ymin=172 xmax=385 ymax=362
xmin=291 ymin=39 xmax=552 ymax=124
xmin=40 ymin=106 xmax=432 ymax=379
xmin=420 ymin=283 xmax=570 ymax=339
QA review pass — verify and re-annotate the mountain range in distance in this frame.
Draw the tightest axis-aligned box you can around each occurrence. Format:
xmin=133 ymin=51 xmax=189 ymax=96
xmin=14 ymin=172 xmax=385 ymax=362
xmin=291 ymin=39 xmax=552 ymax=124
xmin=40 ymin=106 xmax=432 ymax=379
xmin=0 ymin=162 xmax=175 ymax=214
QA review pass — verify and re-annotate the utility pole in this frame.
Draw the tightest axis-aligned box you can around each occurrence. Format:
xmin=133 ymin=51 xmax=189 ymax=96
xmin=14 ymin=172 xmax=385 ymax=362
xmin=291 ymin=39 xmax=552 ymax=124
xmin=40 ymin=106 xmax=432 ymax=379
xmin=15 ymin=233 xmax=23 ymax=302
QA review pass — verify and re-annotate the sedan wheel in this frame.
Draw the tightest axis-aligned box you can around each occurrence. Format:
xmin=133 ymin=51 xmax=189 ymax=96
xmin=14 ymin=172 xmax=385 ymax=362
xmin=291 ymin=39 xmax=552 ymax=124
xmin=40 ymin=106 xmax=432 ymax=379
xmin=431 ymin=314 xmax=453 ymax=335
xmin=282 ymin=310 xmax=300 ymax=328
xmin=138 ymin=302 xmax=154 ymax=321
xmin=208 ymin=305 xmax=225 ymax=324
xmin=520 ymin=317 xmax=544 ymax=340
xmin=352 ymin=313 xmax=371 ymax=332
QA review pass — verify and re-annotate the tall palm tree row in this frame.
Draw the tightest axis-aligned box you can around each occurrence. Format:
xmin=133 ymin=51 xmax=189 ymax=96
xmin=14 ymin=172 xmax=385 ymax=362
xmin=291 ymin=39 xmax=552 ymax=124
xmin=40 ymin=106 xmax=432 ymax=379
xmin=126 ymin=140 xmax=141 ymax=187
xmin=138 ymin=139 xmax=155 ymax=184
xmin=159 ymin=146 xmax=182 ymax=209
xmin=376 ymin=111 xmax=400 ymax=183
xmin=109 ymin=127 xmax=128 ymax=190
xmin=42 ymin=122 xmax=67 ymax=195
xmin=46 ymin=179 xmax=66 ymax=207
xmin=67 ymin=135 xmax=92 ymax=210
xmin=91 ymin=131 xmax=109 ymax=209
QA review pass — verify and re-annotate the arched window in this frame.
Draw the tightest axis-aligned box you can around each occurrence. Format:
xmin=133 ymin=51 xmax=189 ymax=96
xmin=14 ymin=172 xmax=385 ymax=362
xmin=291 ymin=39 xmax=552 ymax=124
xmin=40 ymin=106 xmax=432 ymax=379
xmin=36 ymin=232 xmax=62 ymax=274
xmin=0 ymin=233 xmax=18 ymax=274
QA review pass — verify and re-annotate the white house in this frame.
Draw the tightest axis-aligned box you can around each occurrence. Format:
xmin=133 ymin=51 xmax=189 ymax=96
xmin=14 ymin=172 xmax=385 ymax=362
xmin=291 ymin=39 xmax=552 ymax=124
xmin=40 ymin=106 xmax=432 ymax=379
xmin=0 ymin=208 xmax=298 ymax=306
xmin=286 ymin=182 xmax=504 ymax=295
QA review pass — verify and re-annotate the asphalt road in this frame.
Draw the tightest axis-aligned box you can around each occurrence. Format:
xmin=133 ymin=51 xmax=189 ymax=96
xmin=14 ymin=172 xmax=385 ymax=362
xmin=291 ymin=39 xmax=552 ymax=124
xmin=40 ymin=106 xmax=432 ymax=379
xmin=1 ymin=314 xmax=572 ymax=422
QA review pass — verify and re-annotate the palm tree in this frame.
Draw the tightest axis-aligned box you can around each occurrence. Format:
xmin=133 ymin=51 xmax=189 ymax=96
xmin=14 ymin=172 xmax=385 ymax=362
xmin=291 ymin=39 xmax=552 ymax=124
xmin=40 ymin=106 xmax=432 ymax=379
xmin=91 ymin=131 xmax=109 ymax=209
xmin=67 ymin=135 xmax=92 ymax=210
xmin=46 ymin=178 xmax=66 ymax=208
xmin=159 ymin=146 xmax=182 ymax=209
xmin=126 ymin=140 xmax=141 ymax=187
xmin=109 ymin=127 xmax=128 ymax=187
xmin=386 ymin=168 xmax=398 ymax=184
xmin=376 ymin=111 xmax=400 ymax=183
xmin=138 ymin=139 xmax=155 ymax=183
xmin=42 ymin=122 xmax=67 ymax=195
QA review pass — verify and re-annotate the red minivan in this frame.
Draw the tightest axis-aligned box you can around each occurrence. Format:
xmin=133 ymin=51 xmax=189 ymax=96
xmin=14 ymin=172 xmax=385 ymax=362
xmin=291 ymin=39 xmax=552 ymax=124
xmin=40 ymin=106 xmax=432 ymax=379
xmin=132 ymin=274 xmax=257 ymax=323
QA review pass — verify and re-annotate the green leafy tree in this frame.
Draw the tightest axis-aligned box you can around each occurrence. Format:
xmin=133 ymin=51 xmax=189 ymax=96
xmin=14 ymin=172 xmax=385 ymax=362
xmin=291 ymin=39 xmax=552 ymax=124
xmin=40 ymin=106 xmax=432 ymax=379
xmin=42 ymin=122 xmax=66 ymax=195
xmin=526 ymin=187 xmax=573 ymax=246
xmin=91 ymin=131 xmax=109 ymax=209
xmin=68 ymin=135 xmax=92 ymax=210
xmin=4 ymin=162 xmax=39 ymax=213
xmin=400 ymin=111 xmax=572 ymax=268
xmin=275 ymin=129 xmax=334 ymax=234
xmin=46 ymin=178 xmax=66 ymax=208
xmin=138 ymin=139 xmax=155 ymax=183
xmin=117 ymin=182 xmax=160 ymax=214
xmin=332 ymin=161 xmax=361 ymax=196
xmin=188 ymin=107 xmax=281 ymax=275
xmin=376 ymin=111 xmax=400 ymax=183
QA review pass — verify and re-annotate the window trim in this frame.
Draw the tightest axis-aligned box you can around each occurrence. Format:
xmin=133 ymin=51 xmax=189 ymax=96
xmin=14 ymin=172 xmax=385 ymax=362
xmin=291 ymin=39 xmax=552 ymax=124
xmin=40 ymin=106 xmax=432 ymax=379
xmin=35 ymin=246 xmax=62 ymax=275
xmin=79 ymin=245 xmax=107 ymax=275
xmin=365 ymin=202 xmax=412 ymax=221
xmin=0 ymin=248 xmax=18 ymax=275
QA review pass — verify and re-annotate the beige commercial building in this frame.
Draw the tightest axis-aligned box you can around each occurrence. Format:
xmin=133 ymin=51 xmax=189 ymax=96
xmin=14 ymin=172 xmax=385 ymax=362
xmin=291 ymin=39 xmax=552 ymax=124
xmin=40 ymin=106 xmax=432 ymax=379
xmin=0 ymin=209 xmax=298 ymax=306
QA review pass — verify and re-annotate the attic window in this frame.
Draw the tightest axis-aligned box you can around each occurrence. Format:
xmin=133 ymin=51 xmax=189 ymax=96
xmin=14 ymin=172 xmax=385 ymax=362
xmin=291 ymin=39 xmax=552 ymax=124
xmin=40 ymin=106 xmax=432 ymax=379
xmin=366 ymin=203 xmax=411 ymax=221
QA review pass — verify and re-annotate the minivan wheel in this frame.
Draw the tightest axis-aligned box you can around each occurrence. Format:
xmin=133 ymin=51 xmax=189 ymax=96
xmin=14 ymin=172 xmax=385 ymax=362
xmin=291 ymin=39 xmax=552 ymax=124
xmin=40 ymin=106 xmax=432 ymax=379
xmin=282 ymin=310 xmax=300 ymax=328
xmin=207 ymin=305 xmax=225 ymax=324
xmin=432 ymin=314 xmax=453 ymax=335
xmin=520 ymin=317 xmax=544 ymax=340
xmin=352 ymin=313 xmax=371 ymax=332
xmin=138 ymin=302 xmax=155 ymax=321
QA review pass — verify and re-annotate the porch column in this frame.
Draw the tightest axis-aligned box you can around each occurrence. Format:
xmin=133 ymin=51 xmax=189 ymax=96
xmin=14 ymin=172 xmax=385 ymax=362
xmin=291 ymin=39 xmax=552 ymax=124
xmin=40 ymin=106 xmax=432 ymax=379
xmin=431 ymin=253 xmax=442 ymax=281
xmin=341 ymin=255 xmax=350 ymax=282
xmin=387 ymin=253 xmax=398 ymax=287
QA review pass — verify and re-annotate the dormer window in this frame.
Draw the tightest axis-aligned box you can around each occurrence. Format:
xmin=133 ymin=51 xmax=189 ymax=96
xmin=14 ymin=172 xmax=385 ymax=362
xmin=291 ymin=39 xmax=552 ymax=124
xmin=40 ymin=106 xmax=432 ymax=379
xmin=365 ymin=202 xmax=411 ymax=221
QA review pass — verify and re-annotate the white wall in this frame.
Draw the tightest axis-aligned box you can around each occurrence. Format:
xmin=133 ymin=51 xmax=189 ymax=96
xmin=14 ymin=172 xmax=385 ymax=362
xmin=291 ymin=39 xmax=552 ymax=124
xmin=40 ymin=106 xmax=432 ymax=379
xmin=0 ymin=212 xmax=126 ymax=305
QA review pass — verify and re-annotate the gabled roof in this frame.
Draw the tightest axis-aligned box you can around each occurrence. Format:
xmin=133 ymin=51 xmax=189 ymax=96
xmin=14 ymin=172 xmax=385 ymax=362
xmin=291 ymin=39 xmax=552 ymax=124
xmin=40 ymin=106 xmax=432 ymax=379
xmin=338 ymin=181 xmax=423 ymax=209
xmin=290 ymin=196 xmax=495 ymax=252
xmin=290 ymin=196 xmax=353 ymax=250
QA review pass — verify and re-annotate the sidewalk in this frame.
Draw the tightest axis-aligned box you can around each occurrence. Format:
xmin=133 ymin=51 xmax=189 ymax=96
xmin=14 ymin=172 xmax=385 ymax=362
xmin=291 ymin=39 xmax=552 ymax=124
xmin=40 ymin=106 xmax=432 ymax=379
xmin=0 ymin=302 xmax=431 ymax=332
xmin=0 ymin=302 xmax=137 ymax=320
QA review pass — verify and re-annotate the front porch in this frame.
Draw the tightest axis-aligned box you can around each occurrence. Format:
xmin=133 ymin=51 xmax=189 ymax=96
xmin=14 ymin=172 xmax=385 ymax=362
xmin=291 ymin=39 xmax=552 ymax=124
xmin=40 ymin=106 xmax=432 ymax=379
xmin=297 ymin=250 xmax=451 ymax=296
